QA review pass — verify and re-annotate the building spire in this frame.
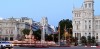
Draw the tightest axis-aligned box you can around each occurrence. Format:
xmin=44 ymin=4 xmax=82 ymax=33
xmin=73 ymin=0 xmax=75 ymax=9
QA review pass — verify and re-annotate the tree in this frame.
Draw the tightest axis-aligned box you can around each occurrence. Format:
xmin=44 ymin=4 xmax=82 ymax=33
xmin=46 ymin=34 xmax=53 ymax=41
xmin=91 ymin=36 xmax=96 ymax=45
xmin=58 ymin=19 xmax=72 ymax=39
xmin=81 ymin=36 xmax=87 ymax=45
xmin=87 ymin=36 xmax=92 ymax=45
xmin=22 ymin=29 xmax=30 ymax=35
xmin=33 ymin=29 xmax=41 ymax=40
xmin=74 ymin=37 xmax=78 ymax=46
xmin=87 ymin=36 xmax=96 ymax=46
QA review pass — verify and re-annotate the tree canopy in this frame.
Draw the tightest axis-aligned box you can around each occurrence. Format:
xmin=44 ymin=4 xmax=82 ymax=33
xmin=58 ymin=19 xmax=72 ymax=38
xmin=33 ymin=29 xmax=41 ymax=40
xmin=22 ymin=29 xmax=30 ymax=35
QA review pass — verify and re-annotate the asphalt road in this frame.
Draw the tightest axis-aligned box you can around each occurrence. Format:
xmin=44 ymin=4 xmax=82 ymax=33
xmin=9 ymin=46 xmax=100 ymax=49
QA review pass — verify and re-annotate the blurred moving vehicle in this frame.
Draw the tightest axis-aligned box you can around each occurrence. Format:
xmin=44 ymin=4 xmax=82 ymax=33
xmin=0 ymin=41 xmax=13 ymax=49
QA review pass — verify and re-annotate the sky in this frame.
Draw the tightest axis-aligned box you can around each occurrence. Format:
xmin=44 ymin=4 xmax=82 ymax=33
xmin=0 ymin=0 xmax=100 ymax=26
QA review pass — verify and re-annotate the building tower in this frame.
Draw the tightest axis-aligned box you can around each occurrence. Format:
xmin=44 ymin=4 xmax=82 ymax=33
xmin=84 ymin=0 xmax=94 ymax=17
xmin=72 ymin=0 xmax=94 ymax=41
xmin=83 ymin=0 xmax=94 ymax=37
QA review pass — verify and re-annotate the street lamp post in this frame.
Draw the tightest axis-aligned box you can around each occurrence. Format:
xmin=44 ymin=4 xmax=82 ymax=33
xmin=64 ymin=25 xmax=67 ymax=45
xmin=67 ymin=28 xmax=72 ymax=46
xmin=53 ymin=34 xmax=54 ymax=42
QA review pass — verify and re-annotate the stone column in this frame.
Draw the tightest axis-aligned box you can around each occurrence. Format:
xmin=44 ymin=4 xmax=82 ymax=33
xmin=14 ymin=24 xmax=18 ymax=40
xmin=41 ymin=26 xmax=45 ymax=43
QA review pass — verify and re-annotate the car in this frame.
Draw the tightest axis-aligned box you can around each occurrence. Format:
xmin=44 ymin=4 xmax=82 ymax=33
xmin=0 ymin=41 xmax=13 ymax=49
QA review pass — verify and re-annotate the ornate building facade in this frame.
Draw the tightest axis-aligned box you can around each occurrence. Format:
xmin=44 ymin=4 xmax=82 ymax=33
xmin=0 ymin=17 xmax=33 ymax=41
xmin=72 ymin=0 xmax=100 ymax=42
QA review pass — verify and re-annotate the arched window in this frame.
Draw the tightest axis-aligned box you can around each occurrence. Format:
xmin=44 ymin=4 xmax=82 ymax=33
xmin=5 ymin=37 xmax=8 ymax=41
xmin=10 ymin=37 xmax=13 ymax=41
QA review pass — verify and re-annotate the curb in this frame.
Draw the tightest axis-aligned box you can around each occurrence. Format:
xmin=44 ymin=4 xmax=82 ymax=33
xmin=85 ymin=46 xmax=100 ymax=48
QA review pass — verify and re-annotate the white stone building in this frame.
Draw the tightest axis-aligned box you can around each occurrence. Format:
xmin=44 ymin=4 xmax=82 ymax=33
xmin=72 ymin=0 xmax=100 ymax=42
xmin=0 ymin=17 xmax=33 ymax=41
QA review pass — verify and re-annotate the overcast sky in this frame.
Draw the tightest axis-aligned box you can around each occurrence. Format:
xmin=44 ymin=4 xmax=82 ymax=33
xmin=0 ymin=0 xmax=100 ymax=26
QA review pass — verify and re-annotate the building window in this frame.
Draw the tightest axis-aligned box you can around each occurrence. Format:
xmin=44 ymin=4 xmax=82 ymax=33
xmin=74 ymin=13 xmax=76 ymax=17
xmin=89 ymin=25 xmax=91 ymax=29
xmin=10 ymin=37 xmax=13 ymax=41
xmin=93 ymin=33 xmax=94 ymax=35
xmin=85 ymin=33 xmax=87 ymax=35
xmin=85 ymin=33 xmax=87 ymax=37
xmin=96 ymin=33 xmax=98 ymax=35
xmin=85 ymin=4 xmax=87 ymax=8
xmin=5 ymin=37 xmax=8 ymax=41
xmin=89 ymin=20 xmax=91 ymax=23
xmin=75 ymin=21 xmax=76 ymax=24
xmin=89 ymin=3 xmax=91 ymax=8
xmin=96 ymin=36 xmax=98 ymax=39
xmin=96 ymin=20 xmax=98 ymax=24
xmin=8 ymin=30 xmax=10 ymax=34
xmin=85 ymin=20 xmax=87 ymax=23
xmin=79 ymin=13 xmax=81 ymax=17
xmin=6 ymin=30 xmax=8 ymax=34
xmin=89 ymin=13 xmax=91 ymax=16
xmin=11 ymin=29 xmax=13 ymax=34
xmin=89 ymin=33 xmax=91 ymax=36
xmin=79 ymin=21 xmax=80 ymax=24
